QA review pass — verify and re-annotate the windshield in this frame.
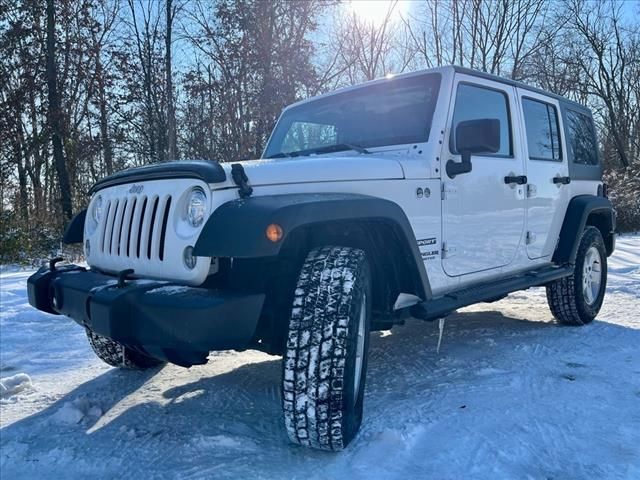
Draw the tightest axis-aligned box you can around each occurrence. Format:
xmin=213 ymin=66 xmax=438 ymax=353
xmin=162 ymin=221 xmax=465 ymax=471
xmin=263 ymin=73 xmax=441 ymax=158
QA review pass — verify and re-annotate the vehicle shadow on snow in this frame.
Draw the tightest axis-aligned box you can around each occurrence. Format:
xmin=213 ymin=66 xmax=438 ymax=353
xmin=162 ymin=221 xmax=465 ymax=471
xmin=0 ymin=367 xmax=161 ymax=441
xmin=2 ymin=309 xmax=637 ymax=474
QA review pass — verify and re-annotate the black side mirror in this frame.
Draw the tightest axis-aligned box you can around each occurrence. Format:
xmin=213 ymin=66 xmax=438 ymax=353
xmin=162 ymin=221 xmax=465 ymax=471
xmin=447 ymin=118 xmax=501 ymax=178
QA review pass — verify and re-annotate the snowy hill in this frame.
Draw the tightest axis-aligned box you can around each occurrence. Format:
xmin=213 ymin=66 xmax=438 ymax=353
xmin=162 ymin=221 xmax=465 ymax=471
xmin=1 ymin=237 xmax=639 ymax=479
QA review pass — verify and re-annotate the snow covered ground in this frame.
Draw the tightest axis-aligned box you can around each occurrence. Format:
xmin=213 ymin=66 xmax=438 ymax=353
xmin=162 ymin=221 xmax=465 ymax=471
xmin=1 ymin=237 xmax=639 ymax=479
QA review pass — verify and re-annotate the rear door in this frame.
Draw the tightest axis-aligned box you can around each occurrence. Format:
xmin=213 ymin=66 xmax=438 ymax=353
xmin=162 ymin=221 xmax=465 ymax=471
xmin=516 ymin=90 xmax=570 ymax=259
xmin=441 ymin=75 xmax=526 ymax=276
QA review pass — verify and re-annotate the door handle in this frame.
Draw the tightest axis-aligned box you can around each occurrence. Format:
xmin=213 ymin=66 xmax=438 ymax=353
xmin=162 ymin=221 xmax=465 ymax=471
xmin=553 ymin=176 xmax=571 ymax=185
xmin=504 ymin=175 xmax=527 ymax=185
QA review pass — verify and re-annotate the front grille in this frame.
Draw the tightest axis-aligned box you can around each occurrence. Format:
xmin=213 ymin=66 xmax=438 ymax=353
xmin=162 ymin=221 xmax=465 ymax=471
xmin=86 ymin=178 xmax=210 ymax=285
xmin=98 ymin=194 xmax=172 ymax=261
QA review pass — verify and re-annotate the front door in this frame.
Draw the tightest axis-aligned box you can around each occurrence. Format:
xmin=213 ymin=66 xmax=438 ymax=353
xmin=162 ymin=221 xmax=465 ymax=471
xmin=441 ymin=75 xmax=526 ymax=277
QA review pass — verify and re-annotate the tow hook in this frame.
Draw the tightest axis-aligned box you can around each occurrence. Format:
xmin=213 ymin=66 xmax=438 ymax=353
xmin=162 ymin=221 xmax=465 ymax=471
xmin=49 ymin=257 xmax=64 ymax=271
xmin=117 ymin=269 xmax=135 ymax=288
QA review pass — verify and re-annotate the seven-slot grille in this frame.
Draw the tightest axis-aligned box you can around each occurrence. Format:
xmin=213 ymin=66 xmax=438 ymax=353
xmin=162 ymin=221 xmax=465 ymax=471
xmin=99 ymin=194 xmax=172 ymax=261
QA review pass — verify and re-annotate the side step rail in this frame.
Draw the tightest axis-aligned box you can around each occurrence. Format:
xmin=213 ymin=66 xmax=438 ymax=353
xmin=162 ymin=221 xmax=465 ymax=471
xmin=411 ymin=265 xmax=573 ymax=322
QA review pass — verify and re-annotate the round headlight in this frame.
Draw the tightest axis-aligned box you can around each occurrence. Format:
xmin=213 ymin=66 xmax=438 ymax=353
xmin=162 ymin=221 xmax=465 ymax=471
xmin=92 ymin=195 xmax=103 ymax=224
xmin=186 ymin=188 xmax=207 ymax=227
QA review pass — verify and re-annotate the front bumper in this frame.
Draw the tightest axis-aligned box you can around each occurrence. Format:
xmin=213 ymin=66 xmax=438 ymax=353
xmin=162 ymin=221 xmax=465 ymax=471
xmin=27 ymin=264 xmax=264 ymax=362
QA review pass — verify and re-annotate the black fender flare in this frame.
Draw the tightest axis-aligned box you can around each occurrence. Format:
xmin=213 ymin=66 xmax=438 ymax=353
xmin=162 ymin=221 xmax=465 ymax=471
xmin=193 ymin=193 xmax=432 ymax=300
xmin=63 ymin=209 xmax=87 ymax=244
xmin=553 ymin=195 xmax=615 ymax=264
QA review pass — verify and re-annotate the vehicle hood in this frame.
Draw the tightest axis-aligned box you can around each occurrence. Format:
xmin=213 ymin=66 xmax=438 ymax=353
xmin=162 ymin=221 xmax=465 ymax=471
xmin=89 ymin=160 xmax=226 ymax=194
xmin=218 ymin=155 xmax=405 ymax=189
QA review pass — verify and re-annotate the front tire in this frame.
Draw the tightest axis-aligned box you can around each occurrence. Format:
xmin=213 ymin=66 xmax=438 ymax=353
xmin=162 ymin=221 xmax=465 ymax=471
xmin=86 ymin=329 xmax=165 ymax=369
xmin=282 ymin=246 xmax=372 ymax=451
xmin=546 ymin=226 xmax=607 ymax=325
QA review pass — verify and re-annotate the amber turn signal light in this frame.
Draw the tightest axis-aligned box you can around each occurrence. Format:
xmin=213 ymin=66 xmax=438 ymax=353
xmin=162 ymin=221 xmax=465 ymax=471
xmin=266 ymin=223 xmax=284 ymax=242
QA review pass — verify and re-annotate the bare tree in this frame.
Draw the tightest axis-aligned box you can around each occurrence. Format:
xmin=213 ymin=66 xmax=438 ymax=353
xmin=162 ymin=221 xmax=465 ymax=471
xmin=567 ymin=0 xmax=638 ymax=168
xmin=45 ymin=0 xmax=72 ymax=220
xmin=330 ymin=1 xmax=407 ymax=84
xmin=126 ymin=0 xmax=166 ymax=163
xmin=166 ymin=0 xmax=178 ymax=160
xmin=90 ymin=0 xmax=120 ymax=176
xmin=404 ymin=0 xmax=550 ymax=78
xmin=182 ymin=0 xmax=323 ymax=160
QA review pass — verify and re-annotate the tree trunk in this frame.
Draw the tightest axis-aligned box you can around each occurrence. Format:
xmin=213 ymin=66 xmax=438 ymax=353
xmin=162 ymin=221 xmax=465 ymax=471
xmin=11 ymin=108 xmax=30 ymax=223
xmin=15 ymin=143 xmax=30 ymax=223
xmin=166 ymin=0 xmax=177 ymax=161
xmin=45 ymin=0 xmax=73 ymax=220
xmin=27 ymin=89 xmax=45 ymax=219
xmin=96 ymin=55 xmax=113 ymax=175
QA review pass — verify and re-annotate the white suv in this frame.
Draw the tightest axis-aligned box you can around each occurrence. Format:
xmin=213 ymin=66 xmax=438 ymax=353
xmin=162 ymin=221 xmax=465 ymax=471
xmin=28 ymin=65 xmax=615 ymax=451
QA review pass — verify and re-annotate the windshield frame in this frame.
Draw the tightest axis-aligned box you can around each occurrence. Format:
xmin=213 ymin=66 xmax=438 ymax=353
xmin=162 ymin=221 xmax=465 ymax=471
xmin=262 ymin=72 xmax=442 ymax=159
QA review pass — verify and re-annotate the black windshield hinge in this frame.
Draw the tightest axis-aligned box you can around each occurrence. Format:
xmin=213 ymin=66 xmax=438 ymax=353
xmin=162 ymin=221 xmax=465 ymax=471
xmin=231 ymin=163 xmax=253 ymax=199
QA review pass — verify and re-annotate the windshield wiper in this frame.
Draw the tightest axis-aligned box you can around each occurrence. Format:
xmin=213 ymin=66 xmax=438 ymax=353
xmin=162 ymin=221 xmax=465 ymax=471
xmin=266 ymin=143 xmax=371 ymax=159
xmin=311 ymin=143 xmax=371 ymax=155
xmin=265 ymin=152 xmax=293 ymax=159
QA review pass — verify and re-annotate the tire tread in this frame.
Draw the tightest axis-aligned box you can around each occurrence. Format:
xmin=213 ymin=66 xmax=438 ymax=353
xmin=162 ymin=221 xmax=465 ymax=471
xmin=546 ymin=226 xmax=607 ymax=326
xmin=283 ymin=246 xmax=367 ymax=451
xmin=86 ymin=329 xmax=163 ymax=369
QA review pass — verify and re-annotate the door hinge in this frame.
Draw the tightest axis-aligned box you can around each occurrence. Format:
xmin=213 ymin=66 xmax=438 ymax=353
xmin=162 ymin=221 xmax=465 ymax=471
xmin=441 ymin=183 xmax=457 ymax=200
xmin=527 ymin=184 xmax=537 ymax=198
xmin=442 ymin=242 xmax=457 ymax=258
xmin=526 ymin=231 xmax=537 ymax=245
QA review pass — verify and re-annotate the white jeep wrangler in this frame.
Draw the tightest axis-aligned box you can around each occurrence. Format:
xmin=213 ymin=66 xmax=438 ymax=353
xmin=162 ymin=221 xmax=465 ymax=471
xmin=28 ymin=66 xmax=615 ymax=451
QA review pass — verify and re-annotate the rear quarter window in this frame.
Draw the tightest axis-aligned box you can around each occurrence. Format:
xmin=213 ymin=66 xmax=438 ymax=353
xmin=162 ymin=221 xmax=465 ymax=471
xmin=566 ymin=110 xmax=598 ymax=166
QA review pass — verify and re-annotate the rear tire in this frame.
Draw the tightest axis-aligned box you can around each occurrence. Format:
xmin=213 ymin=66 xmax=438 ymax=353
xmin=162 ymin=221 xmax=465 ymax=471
xmin=282 ymin=246 xmax=372 ymax=451
xmin=546 ymin=226 xmax=607 ymax=325
xmin=86 ymin=329 xmax=165 ymax=369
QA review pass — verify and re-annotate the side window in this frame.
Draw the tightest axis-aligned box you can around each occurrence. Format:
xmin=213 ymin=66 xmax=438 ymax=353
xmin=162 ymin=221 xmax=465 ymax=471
xmin=522 ymin=98 xmax=562 ymax=161
xmin=281 ymin=121 xmax=338 ymax=153
xmin=450 ymin=83 xmax=512 ymax=156
xmin=566 ymin=110 xmax=598 ymax=165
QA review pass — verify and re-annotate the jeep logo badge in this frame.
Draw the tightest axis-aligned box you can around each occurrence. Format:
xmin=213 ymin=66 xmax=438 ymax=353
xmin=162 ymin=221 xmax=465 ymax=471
xmin=129 ymin=184 xmax=144 ymax=194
